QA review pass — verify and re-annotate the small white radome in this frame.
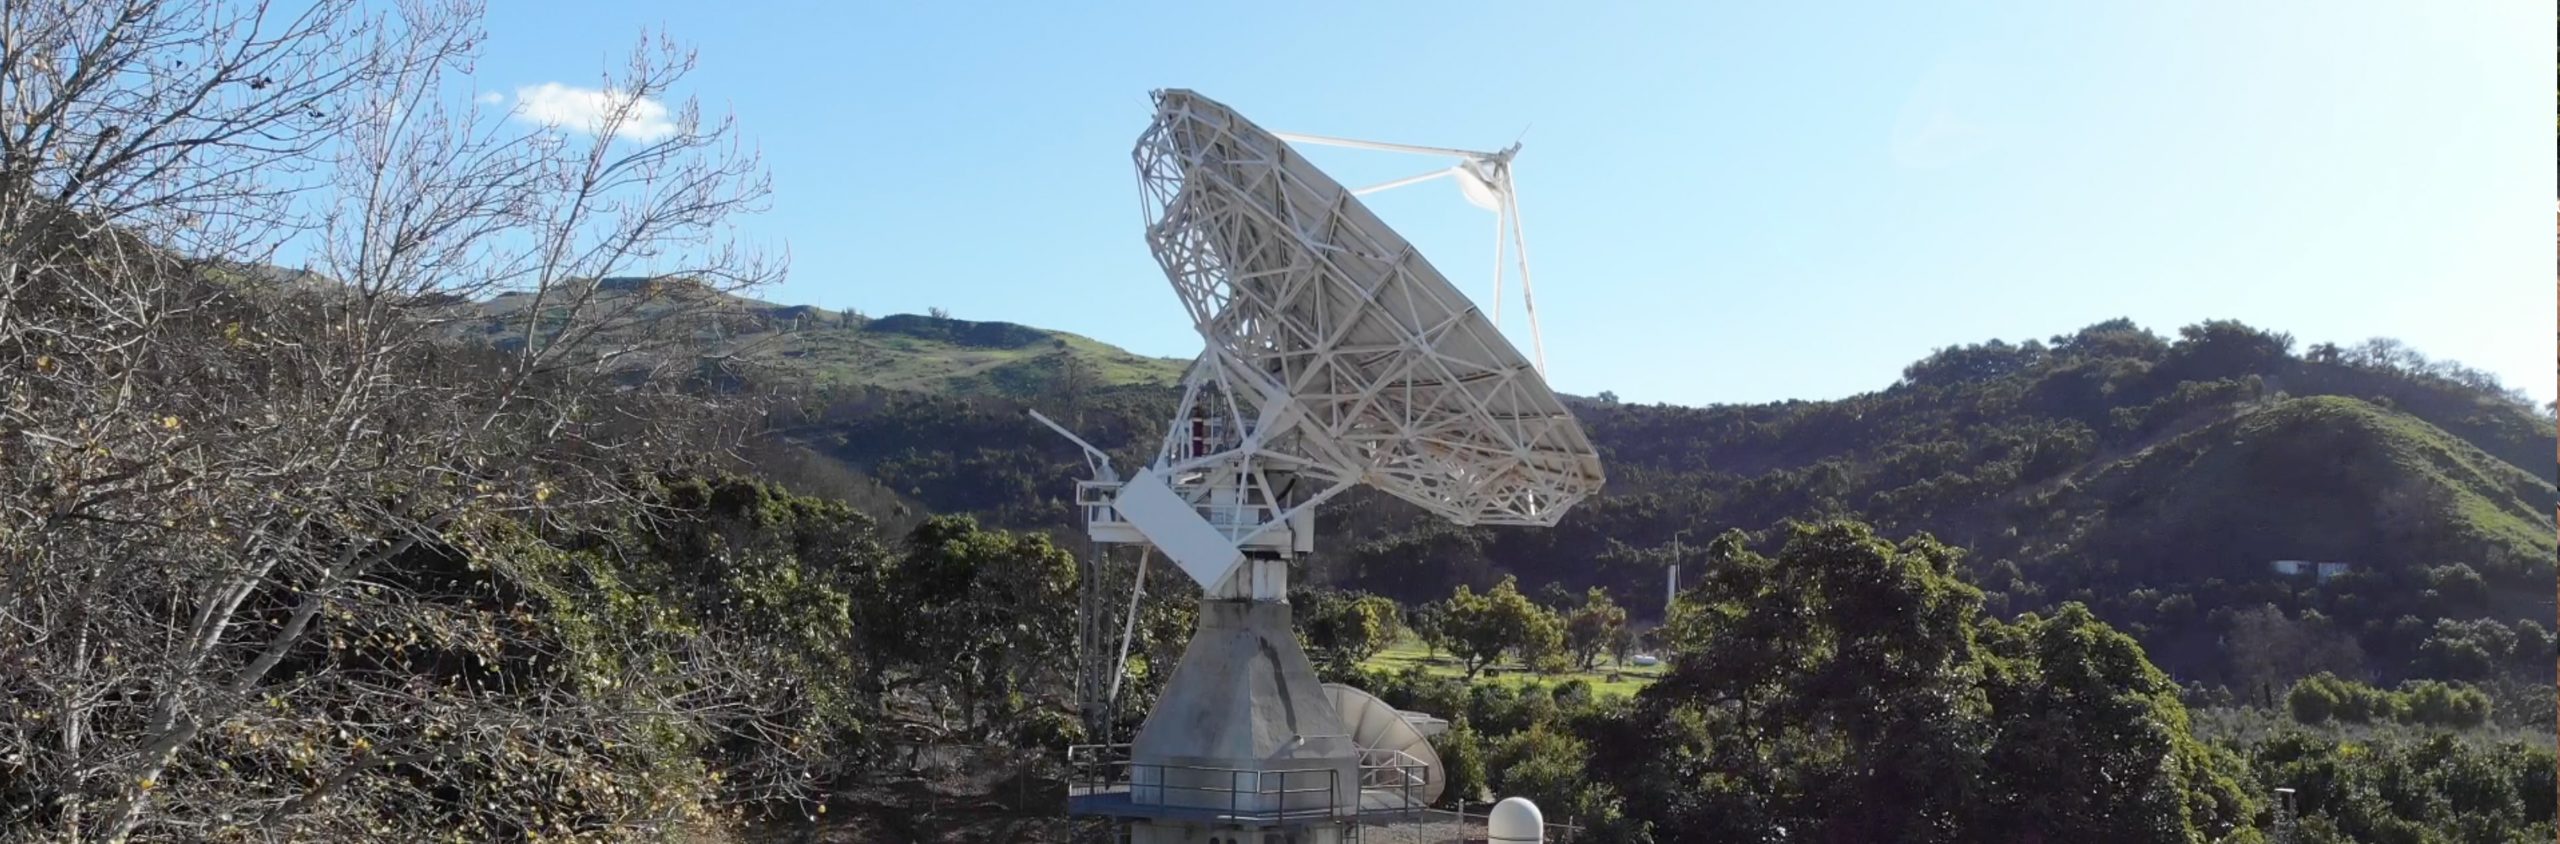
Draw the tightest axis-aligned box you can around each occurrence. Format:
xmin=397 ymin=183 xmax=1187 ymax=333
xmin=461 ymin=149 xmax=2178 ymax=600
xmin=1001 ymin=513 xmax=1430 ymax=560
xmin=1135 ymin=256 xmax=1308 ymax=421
xmin=1488 ymin=795 xmax=1546 ymax=842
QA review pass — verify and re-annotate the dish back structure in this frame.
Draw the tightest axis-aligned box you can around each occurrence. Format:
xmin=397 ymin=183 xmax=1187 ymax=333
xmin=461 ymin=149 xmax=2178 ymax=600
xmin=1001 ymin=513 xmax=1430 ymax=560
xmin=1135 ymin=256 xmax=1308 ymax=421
xmin=1135 ymin=89 xmax=1604 ymax=551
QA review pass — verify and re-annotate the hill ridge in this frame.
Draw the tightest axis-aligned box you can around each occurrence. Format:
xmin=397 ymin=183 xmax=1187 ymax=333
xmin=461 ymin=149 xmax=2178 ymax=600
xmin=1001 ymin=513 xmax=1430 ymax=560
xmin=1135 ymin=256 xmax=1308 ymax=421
xmin=465 ymin=281 xmax=1193 ymax=397
xmin=754 ymin=314 xmax=2555 ymax=690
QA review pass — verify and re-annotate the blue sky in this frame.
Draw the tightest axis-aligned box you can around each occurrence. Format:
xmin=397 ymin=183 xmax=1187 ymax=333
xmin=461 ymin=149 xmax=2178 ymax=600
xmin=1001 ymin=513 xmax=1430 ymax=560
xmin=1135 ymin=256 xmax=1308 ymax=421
xmin=471 ymin=1 xmax=2554 ymax=407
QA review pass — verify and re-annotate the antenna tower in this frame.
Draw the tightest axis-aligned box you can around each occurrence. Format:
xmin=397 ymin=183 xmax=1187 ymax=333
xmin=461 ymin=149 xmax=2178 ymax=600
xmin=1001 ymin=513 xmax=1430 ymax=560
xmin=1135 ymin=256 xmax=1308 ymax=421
xmin=1048 ymin=90 xmax=1605 ymax=844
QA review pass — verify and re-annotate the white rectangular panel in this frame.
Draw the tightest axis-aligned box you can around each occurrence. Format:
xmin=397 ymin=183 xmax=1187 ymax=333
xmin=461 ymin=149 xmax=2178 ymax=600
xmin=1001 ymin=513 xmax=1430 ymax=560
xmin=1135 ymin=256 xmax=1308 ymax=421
xmin=1113 ymin=467 xmax=1243 ymax=589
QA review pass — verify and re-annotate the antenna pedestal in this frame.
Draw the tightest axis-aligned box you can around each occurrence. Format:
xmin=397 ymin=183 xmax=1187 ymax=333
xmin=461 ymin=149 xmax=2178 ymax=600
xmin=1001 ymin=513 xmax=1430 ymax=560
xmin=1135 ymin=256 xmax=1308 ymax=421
xmin=1128 ymin=592 xmax=1359 ymax=836
xmin=1068 ymin=562 xmax=1369 ymax=843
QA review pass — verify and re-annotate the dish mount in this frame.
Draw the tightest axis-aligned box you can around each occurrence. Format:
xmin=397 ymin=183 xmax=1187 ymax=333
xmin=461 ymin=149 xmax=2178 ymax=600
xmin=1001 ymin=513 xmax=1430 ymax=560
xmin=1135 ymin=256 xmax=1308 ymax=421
xmin=1052 ymin=89 xmax=1604 ymax=844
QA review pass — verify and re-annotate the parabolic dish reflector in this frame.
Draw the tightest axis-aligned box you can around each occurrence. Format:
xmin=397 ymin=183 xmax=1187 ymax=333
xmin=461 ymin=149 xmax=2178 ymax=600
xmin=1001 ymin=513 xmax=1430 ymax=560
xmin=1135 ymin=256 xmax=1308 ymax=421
xmin=1135 ymin=89 xmax=1605 ymax=526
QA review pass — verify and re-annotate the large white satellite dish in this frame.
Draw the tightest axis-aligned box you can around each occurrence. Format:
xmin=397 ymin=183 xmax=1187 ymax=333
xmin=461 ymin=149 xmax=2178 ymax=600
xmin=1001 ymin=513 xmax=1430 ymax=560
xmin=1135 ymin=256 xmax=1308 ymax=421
xmin=1056 ymin=89 xmax=1605 ymax=839
xmin=1133 ymin=89 xmax=1603 ymax=563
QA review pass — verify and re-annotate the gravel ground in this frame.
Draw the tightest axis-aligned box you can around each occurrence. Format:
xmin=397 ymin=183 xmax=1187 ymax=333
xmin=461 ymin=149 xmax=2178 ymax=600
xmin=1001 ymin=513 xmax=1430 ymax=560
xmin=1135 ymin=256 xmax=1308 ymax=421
xmin=1358 ymin=816 xmax=1487 ymax=843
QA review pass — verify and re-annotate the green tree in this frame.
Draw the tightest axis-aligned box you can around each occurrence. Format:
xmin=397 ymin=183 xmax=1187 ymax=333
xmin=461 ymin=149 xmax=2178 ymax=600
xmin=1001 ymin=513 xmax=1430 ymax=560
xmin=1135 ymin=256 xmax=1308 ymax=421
xmin=2287 ymin=676 xmax=2340 ymax=724
xmin=2427 ymin=563 xmax=2492 ymax=613
xmin=2157 ymin=319 xmax=2296 ymax=383
xmin=1298 ymin=590 xmax=1404 ymax=672
xmin=629 ymin=476 xmax=891 ymax=785
xmin=1607 ymin=621 xmax=1639 ymax=667
xmin=2420 ymin=633 xmax=2499 ymax=681
xmin=1442 ymin=576 xmax=1564 ymax=679
xmin=1977 ymin=604 xmax=2255 ymax=842
xmin=1538 ymin=580 xmax=1580 ymax=612
xmin=868 ymin=515 xmax=1079 ymax=741
xmin=2512 ymin=621 xmax=2557 ymax=671
xmin=1439 ymin=718 xmax=1491 ymax=806
xmin=1487 ymin=723 xmax=1636 ymax=835
xmin=1624 ymin=522 xmax=1990 ymax=842
xmin=1565 ymin=587 xmax=1630 ymax=671
xmin=2397 ymin=680 xmax=2491 ymax=729
xmin=1358 ymin=595 xmax=1406 ymax=652
xmin=1411 ymin=601 xmax=1451 ymax=662
xmin=1903 ymin=338 xmax=2043 ymax=386
xmin=1601 ymin=522 xmax=2252 ymax=843
xmin=2248 ymin=732 xmax=2557 ymax=843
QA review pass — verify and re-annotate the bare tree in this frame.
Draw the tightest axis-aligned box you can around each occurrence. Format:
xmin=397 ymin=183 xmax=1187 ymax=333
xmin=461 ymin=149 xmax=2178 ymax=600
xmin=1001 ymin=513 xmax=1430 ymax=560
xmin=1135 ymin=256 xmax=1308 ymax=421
xmin=2224 ymin=605 xmax=2366 ymax=709
xmin=0 ymin=1 xmax=798 ymax=841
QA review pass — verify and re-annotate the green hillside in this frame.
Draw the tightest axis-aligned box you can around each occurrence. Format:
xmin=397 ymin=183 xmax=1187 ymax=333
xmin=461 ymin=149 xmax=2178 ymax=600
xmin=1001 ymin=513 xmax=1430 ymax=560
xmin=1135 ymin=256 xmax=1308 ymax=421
xmin=2051 ymin=395 xmax=2556 ymax=580
xmin=760 ymin=316 xmax=2559 ymax=692
xmin=468 ymin=278 xmax=1189 ymax=398
xmin=779 ymin=313 xmax=1188 ymax=397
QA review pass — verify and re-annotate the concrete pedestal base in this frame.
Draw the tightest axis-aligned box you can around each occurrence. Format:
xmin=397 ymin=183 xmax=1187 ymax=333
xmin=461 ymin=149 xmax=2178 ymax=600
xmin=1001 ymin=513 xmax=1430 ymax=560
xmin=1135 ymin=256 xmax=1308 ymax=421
xmin=1129 ymin=597 xmax=1359 ymax=820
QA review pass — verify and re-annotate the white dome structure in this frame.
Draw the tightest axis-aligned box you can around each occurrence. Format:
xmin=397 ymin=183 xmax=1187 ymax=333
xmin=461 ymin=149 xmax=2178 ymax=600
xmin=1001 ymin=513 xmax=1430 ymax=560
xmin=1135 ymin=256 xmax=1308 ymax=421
xmin=1488 ymin=796 xmax=1545 ymax=843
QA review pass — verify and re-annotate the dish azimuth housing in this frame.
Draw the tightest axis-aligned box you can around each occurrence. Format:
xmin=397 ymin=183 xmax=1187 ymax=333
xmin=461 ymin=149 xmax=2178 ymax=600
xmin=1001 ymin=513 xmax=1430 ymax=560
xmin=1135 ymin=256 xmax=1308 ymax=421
xmin=1112 ymin=89 xmax=1603 ymax=592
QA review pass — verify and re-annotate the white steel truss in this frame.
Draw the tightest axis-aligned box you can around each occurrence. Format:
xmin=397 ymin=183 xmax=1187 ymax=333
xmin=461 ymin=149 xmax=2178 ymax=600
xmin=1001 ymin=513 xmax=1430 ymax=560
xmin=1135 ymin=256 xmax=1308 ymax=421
xmin=1132 ymin=89 xmax=1604 ymax=540
xmin=1044 ymin=89 xmax=1606 ymax=598
xmin=1270 ymin=129 xmax=1547 ymax=374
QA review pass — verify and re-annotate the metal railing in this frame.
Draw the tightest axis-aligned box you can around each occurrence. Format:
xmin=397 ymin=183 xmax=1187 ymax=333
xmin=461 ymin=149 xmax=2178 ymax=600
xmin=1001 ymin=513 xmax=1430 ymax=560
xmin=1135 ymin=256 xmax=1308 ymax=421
xmin=1074 ymin=480 xmax=1126 ymax=526
xmin=1067 ymin=744 xmax=1344 ymax=822
xmin=1356 ymin=747 xmax=1430 ymax=795
xmin=1074 ymin=480 xmax=1290 ymax=544
xmin=1065 ymin=743 xmax=1433 ymax=824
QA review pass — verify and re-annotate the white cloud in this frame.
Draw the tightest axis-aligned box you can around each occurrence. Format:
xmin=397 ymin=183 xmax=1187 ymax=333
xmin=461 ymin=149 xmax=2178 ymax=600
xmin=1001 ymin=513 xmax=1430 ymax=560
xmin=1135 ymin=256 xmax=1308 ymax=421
xmin=474 ymin=91 xmax=504 ymax=106
xmin=506 ymin=82 xmax=678 ymax=142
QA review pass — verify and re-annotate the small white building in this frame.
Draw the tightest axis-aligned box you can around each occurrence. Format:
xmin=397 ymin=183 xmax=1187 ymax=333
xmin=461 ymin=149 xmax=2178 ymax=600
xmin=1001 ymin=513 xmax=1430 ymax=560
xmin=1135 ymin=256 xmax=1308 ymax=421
xmin=2270 ymin=560 xmax=2352 ymax=582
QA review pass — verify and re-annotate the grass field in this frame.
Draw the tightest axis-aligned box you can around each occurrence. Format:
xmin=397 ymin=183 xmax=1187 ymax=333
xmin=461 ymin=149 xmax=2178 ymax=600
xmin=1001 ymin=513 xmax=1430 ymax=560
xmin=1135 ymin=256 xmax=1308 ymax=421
xmin=1357 ymin=634 xmax=1668 ymax=699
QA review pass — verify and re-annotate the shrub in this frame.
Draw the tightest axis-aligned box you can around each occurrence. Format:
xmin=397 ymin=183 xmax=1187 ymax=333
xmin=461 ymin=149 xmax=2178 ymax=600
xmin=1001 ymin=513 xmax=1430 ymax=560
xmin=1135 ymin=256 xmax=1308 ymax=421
xmin=2285 ymin=673 xmax=2496 ymax=729
xmin=1439 ymin=719 xmax=1490 ymax=805
xmin=2287 ymin=677 xmax=2339 ymax=724
xmin=2397 ymin=681 xmax=2492 ymax=729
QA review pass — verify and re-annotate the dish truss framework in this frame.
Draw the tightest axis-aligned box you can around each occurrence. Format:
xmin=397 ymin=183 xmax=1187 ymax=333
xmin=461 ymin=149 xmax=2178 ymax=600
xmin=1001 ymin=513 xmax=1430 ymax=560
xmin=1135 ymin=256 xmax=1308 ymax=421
xmin=1111 ymin=88 xmax=1605 ymax=595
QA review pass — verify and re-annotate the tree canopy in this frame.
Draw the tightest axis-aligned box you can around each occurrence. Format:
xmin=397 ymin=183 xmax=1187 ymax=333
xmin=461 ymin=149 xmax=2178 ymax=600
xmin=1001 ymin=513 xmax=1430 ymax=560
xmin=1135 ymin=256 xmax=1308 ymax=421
xmin=1592 ymin=521 xmax=2255 ymax=843
xmin=1437 ymin=576 xmax=1567 ymax=679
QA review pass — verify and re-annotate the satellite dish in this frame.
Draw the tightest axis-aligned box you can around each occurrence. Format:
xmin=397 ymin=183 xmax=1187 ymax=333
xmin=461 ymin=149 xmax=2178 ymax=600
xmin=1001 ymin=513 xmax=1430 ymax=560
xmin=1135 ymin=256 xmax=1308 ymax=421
xmin=1059 ymin=91 xmax=1607 ymax=839
xmin=1323 ymin=683 xmax=1446 ymax=806
xmin=1128 ymin=89 xmax=1604 ymax=590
